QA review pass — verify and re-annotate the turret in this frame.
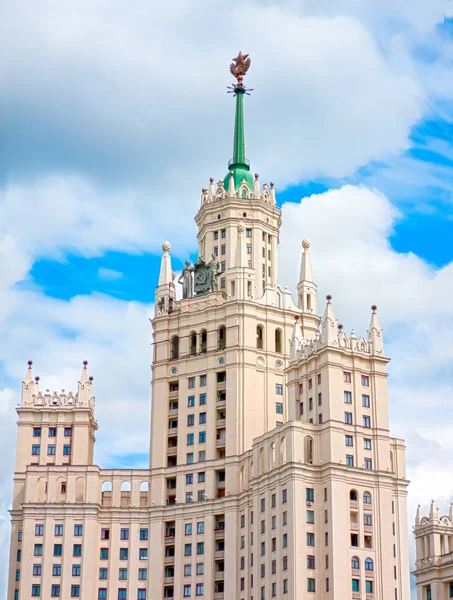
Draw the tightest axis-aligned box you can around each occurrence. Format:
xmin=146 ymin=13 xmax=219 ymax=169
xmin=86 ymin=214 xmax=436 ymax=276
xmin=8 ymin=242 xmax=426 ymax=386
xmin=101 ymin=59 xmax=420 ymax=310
xmin=368 ymin=304 xmax=384 ymax=354
xmin=297 ymin=238 xmax=317 ymax=314
xmin=289 ymin=317 xmax=303 ymax=362
xmin=321 ymin=295 xmax=338 ymax=345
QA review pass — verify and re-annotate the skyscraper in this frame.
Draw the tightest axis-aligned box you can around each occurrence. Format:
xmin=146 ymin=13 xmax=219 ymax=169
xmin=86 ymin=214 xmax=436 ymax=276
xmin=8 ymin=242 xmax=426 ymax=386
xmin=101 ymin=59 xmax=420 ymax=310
xmin=7 ymin=53 xmax=410 ymax=600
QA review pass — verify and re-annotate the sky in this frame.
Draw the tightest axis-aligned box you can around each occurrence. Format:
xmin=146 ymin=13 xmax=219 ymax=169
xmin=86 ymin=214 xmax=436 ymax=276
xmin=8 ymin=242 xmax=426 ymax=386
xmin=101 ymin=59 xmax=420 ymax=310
xmin=0 ymin=1 xmax=452 ymax=597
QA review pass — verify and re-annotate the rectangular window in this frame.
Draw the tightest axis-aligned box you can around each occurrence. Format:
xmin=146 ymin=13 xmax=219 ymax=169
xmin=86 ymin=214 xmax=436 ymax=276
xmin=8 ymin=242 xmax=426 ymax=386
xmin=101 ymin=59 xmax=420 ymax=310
xmin=196 ymin=562 xmax=204 ymax=575
xmin=352 ymin=579 xmax=360 ymax=592
xmin=74 ymin=524 xmax=83 ymax=536
xmin=196 ymin=542 xmax=204 ymax=555
xmin=276 ymin=402 xmax=283 ymax=414
xmin=247 ymin=244 xmax=252 ymax=254
xmin=344 ymin=372 xmax=351 ymax=383
xmin=221 ymin=229 xmax=226 ymax=238
xmin=51 ymin=585 xmax=61 ymax=597
xmin=275 ymin=384 xmax=283 ymax=395
xmin=48 ymin=427 xmax=57 ymax=437
xmin=197 ymin=490 xmax=205 ymax=501
xmin=33 ymin=564 xmax=42 ymax=576
xmin=71 ymin=585 xmax=80 ymax=597
xmin=199 ymin=393 xmax=206 ymax=405
xmin=35 ymin=524 xmax=44 ymax=536
xmin=32 ymin=444 xmax=40 ymax=455
xmin=308 ymin=397 xmax=313 ymax=410
xmin=200 ymin=374 xmax=207 ymax=386
xmin=246 ymin=228 xmax=252 ymax=237
xmin=47 ymin=445 xmax=56 ymax=455
xmin=318 ymin=392 xmax=322 ymax=406
xmin=344 ymin=391 xmax=352 ymax=404
xmin=64 ymin=427 xmax=72 ymax=437
xmin=187 ymin=433 xmax=194 ymax=445
xmin=283 ymin=511 xmax=287 ymax=525
xmin=361 ymin=375 xmax=369 ymax=386
xmin=198 ymin=451 xmax=205 ymax=462
xmin=73 ymin=544 xmax=82 ymax=557
xmin=186 ymin=473 xmax=193 ymax=485
xmin=196 ymin=584 xmax=204 ymax=597
xmin=184 ymin=544 xmax=192 ymax=556
xmin=365 ymin=458 xmax=373 ymax=470
xmin=139 ymin=548 xmax=148 ymax=560
xmin=364 ymin=514 xmax=373 ymax=526
xmin=98 ymin=588 xmax=107 ymax=599
xmin=346 ymin=455 xmax=354 ymax=467
xmin=184 ymin=586 xmax=191 ymax=598
xmin=52 ymin=564 xmax=61 ymax=576
xmin=362 ymin=394 xmax=370 ymax=407
xmin=363 ymin=415 xmax=371 ymax=428
xmin=54 ymin=544 xmax=62 ymax=557
xmin=32 ymin=585 xmax=41 ymax=597
xmin=221 ymin=244 xmax=226 ymax=254
xmin=283 ymin=555 xmax=288 ymax=570
xmin=198 ymin=472 xmax=205 ymax=483
xmin=186 ymin=491 xmax=193 ymax=503
xmin=118 ymin=590 xmax=127 ymax=600
xmin=184 ymin=564 xmax=192 ymax=576
xmin=318 ymin=414 xmax=323 ymax=424
xmin=306 ymin=510 xmax=315 ymax=524
xmin=139 ymin=528 xmax=148 ymax=540
xmin=307 ymin=533 xmax=315 ymax=546
xmin=188 ymin=395 xmax=195 ymax=407
xmin=307 ymin=555 xmax=315 ymax=569
xmin=138 ymin=568 xmax=147 ymax=580
xmin=345 ymin=435 xmax=353 ymax=446
xmin=214 ymin=231 xmax=219 ymax=240
xmin=138 ymin=590 xmax=147 ymax=600
xmin=282 ymin=488 xmax=287 ymax=503
xmin=99 ymin=568 xmax=108 ymax=579
xmin=119 ymin=568 xmax=128 ymax=580
xmin=188 ymin=377 xmax=195 ymax=388
xmin=283 ymin=533 xmax=288 ymax=548
xmin=119 ymin=548 xmax=128 ymax=560
xmin=344 ymin=412 xmax=353 ymax=425
xmin=220 ymin=261 xmax=226 ymax=272
xmin=55 ymin=524 xmax=63 ymax=536
xmin=366 ymin=581 xmax=374 ymax=593
xmin=199 ymin=431 xmax=206 ymax=443
xmin=100 ymin=548 xmax=109 ymax=560
xmin=307 ymin=578 xmax=316 ymax=592
xmin=364 ymin=438 xmax=372 ymax=450
xmin=63 ymin=444 xmax=71 ymax=455
xmin=185 ymin=523 xmax=192 ymax=536
xmin=101 ymin=529 xmax=110 ymax=540
xmin=33 ymin=427 xmax=41 ymax=437
xmin=199 ymin=412 xmax=206 ymax=424
xmin=261 ymin=498 xmax=265 ymax=512
xmin=306 ymin=488 xmax=314 ymax=502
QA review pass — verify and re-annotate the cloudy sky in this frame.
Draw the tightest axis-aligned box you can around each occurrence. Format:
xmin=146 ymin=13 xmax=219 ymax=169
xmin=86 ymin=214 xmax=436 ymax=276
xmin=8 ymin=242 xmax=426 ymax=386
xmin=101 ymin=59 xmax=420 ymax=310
xmin=0 ymin=1 xmax=452 ymax=597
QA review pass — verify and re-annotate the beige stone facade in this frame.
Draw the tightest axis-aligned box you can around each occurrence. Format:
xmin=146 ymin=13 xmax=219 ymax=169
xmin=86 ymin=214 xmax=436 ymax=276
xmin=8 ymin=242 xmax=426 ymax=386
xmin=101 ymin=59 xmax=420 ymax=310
xmin=7 ymin=73 xmax=411 ymax=600
xmin=413 ymin=502 xmax=453 ymax=599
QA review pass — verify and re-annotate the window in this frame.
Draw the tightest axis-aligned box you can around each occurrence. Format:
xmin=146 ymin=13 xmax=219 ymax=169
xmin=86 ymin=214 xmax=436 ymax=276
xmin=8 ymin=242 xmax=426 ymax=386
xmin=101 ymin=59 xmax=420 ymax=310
xmin=261 ymin=519 xmax=266 ymax=534
xmin=47 ymin=444 xmax=56 ymax=455
xmin=32 ymin=444 xmax=40 ymax=455
xmin=99 ymin=568 xmax=108 ymax=580
xmin=184 ymin=544 xmax=192 ymax=556
xmin=187 ymin=433 xmax=194 ymax=445
xmin=119 ymin=548 xmax=128 ymax=560
xmin=306 ymin=488 xmax=314 ymax=502
xmin=100 ymin=548 xmax=109 ymax=560
xmin=197 ymin=542 xmax=204 ymax=555
xmin=344 ymin=372 xmax=351 ymax=383
xmin=139 ymin=528 xmax=148 ymax=540
xmin=220 ymin=261 xmax=226 ymax=273
xmin=308 ymin=398 xmax=313 ymax=411
xmin=196 ymin=563 xmax=204 ymax=575
xmin=98 ymin=590 xmax=107 ymax=599
xmin=138 ymin=591 xmax=146 ymax=600
xmin=352 ymin=579 xmax=360 ymax=592
xmin=307 ymin=578 xmax=316 ymax=592
xmin=71 ymin=585 xmax=80 ymax=597
xmin=119 ymin=568 xmax=128 ymax=580
xmin=139 ymin=548 xmax=148 ymax=560
xmin=364 ymin=438 xmax=372 ymax=450
xmin=276 ymin=384 xmax=283 ymax=395
xmin=363 ymin=491 xmax=372 ymax=504
xmin=54 ymin=544 xmax=62 ymax=557
xmin=73 ymin=544 xmax=82 ymax=557
xmin=345 ymin=435 xmax=353 ymax=447
xmin=187 ymin=414 xmax=195 ymax=427
xmin=214 ymin=231 xmax=219 ymax=240
xmin=32 ymin=585 xmax=41 ymax=597
xmin=364 ymin=514 xmax=373 ymax=526
xmin=184 ymin=585 xmax=191 ymax=597
xmin=324 ymin=487 xmax=328 ymax=501
xmin=15 ymin=569 xmax=20 ymax=581
xmin=199 ymin=393 xmax=206 ymax=405
xmin=306 ymin=511 xmax=314 ymax=524
xmin=186 ymin=473 xmax=193 ymax=485
xmin=118 ymin=590 xmax=127 ymax=600
xmin=51 ymin=585 xmax=61 ymax=597
xmin=55 ymin=524 xmax=63 ymax=536
xmin=282 ymin=488 xmax=288 ymax=503
xmin=309 ymin=379 xmax=313 ymax=390
xmin=198 ymin=451 xmax=205 ymax=462
xmin=64 ymin=427 xmax=72 ymax=437
xmin=246 ymin=228 xmax=252 ymax=237
xmin=221 ymin=229 xmax=226 ymax=238
xmin=18 ymin=530 xmax=22 ymax=541
xmin=276 ymin=402 xmax=283 ymax=414
xmin=188 ymin=377 xmax=195 ymax=388
xmin=63 ymin=444 xmax=71 ymax=455
xmin=197 ymin=490 xmax=205 ymax=501
xmin=365 ymin=558 xmax=374 ymax=571
xmin=351 ymin=556 xmax=360 ymax=569
xmin=275 ymin=329 xmax=282 ymax=353
xmin=52 ymin=565 xmax=61 ymax=576
xmin=185 ymin=523 xmax=192 ymax=536
xmin=33 ymin=564 xmax=42 ymax=576
xmin=307 ymin=555 xmax=315 ymax=569
xmin=366 ymin=581 xmax=374 ymax=594
xmin=363 ymin=415 xmax=371 ymax=428
xmin=261 ymin=541 xmax=265 ymax=555
xmin=101 ymin=529 xmax=110 ymax=540
xmin=196 ymin=584 xmax=204 ymax=596
xmin=221 ymin=244 xmax=226 ymax=255
xmin=35 ymin=524 xmax=44 ymax=536
xmin=199 ymin=412 xmax=206 ymax=424
xmin=307 ymin=533 xmax=315 ymax=546
xmin=74 ymin=524 xmax=83 ymax=536
xmin=344 ymin=391 xmax=352 ymax=404
xmin=261 ymin=498 xmax=265 ymax=512
xmin=257 ymin=326 xmax=264 ymax=349
xmin=361 ymin=375 xmax=369 ymax=386
xmin=247 ymin=243 xmax=252 ymax=254
xmin=199 ymin=431 xmax=206 ymax=443
xmin=362 ymin=394 xmax=370 ymax=407
xmin=283 ymin=511 xmax=287 ymax=525
xmin=138 ymin=569 xmax=147 ymax=580
xmin=33 ymin=427 xmax=41 ymax=437
xmin=318 ymin=392 xmax=322 ymax=406
xmin=188 ymin=396 xmax=195 ymax=407
xmin=198 ymin=472 xmax=205 ymax=483
xmin=184 ymin=564 xmax=192 ymax=576
xmin=365 ymin=458 xmax=373 ymax=470
xmin=48 ymin=427 xmax=56 ymax=437
xmin=346 ymin=455 xmax=354 ymax=467
xmin=344 ymin=412 xmax=353 ymax=425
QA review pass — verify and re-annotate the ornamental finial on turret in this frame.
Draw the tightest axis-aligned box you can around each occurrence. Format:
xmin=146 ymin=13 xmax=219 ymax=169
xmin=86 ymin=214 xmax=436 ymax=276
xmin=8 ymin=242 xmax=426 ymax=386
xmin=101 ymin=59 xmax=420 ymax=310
xmin=230 ymin=52 xmax=251 ymax=89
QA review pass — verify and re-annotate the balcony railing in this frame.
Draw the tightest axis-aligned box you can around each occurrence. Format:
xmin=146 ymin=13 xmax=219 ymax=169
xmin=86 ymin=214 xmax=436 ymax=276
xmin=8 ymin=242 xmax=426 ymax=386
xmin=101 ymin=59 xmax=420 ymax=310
xmin=216 ymin=438 xmax=226 ymax=448
xmin=215 ymin=550 xmax=225 ymax=559
xmin=214 ymin=528 xmax=225 ymax=538
xmin=350 ymin=500 xmax=359 ymax=510
xmin=350 ymin=523 xmax=359 ymax=531
xmin=364 ymin=525 xmax=373 ymax=533
xmin=164 ymin=576 xmax=175 ymax=584
xmin=164 ymin=556 xmax=175 ymax=565
xmin=216 ymin=380 xmax=226 ymax=391
xmin=169 ymin=390 xmax=179 ymax=399
xmin=214 ymin=570 xmax=225 ymax=580
xmin=213 ymin=593 xmax=224 ymax=600
xmin=216 ymin=418 xmax=226 ymax=428
xmin=167 ymin=446 xmax=177 ymax=456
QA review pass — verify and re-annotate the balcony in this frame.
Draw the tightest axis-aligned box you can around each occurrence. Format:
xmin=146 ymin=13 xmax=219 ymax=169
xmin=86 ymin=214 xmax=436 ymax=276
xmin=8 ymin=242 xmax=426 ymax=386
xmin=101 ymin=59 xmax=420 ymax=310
xmin=216 ymin=380 xmax=226 ymax=391
xmin=350 ymin=500 xmax=359 ymax=510
xmin=350 ymin=523 xmax=359 ymax=531
xmin=168 ymin=408 xmax=178 ymax=418
xmin=164 ymin=576 xmax=174 ymax=584
xmin=164 ymin=535 xmax=175 ymax=544
xmin=167 ymin=446 xmax=177 ymax=456
xmin=215 ymin=550 xmax=225 ymax=559
xmin=216 ymin=438 xmax=226 ymax=448
xmin=214 ymin=594 xmax=224 ymax=600
xmin=214 ymin=570 xmax=225 ymax=580
xmin=216 ymin=418 xmax=226 ymax=428
xmin=214 ymin=528 xmax=225 ymax=538
xmin=366 ymin=595 xmax=374 ymax=600
xmin=217 ymin=397 xmax=226 ymax=408
xmin=164 ymin=556 xmax=175 ymax=565
xmin=352 ymin=568 xmax=360 ymax=577
xmin=352 ymin=594 xmax=361 ymax=600
xmin=169 ymin=390 xmax=178 ymax=399
xmin=168 ymin=427 xmax=178 ymax=437
xmin=364 ymin=525 xmax=373 ymax=533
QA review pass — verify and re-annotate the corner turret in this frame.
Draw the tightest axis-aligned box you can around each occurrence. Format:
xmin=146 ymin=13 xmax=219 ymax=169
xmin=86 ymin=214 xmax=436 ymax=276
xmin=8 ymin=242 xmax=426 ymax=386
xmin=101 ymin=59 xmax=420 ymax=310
xmin=297 ymin=238 xmax=317 ymax=314
xmin=155 ymin=241 xmax=176 ymax=316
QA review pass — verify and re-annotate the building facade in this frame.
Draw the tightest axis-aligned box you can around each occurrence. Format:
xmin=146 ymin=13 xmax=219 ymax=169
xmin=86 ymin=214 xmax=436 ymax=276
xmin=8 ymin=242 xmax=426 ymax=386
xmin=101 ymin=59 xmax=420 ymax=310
xmin=413 ymin=502 xmax=453 ymax=599
xmin=7 ymin=54 xmax=410 ymax=600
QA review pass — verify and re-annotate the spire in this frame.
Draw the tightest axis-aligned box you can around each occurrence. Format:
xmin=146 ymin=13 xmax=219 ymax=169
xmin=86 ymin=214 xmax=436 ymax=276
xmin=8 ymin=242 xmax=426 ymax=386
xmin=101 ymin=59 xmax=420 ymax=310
xmin=429 ymin=499 xmax=439 ymax=521
xmin=158 ymin=241 xmax=173 ymax=287
xmin=21 ymin=360 xmax=35 ymax=405
xmin=368 ymin=305 xmax=384 ymax=354
xmin=297 ymin=239 xmax=317 ymax=314
xmin=449 ymin=503 xmax=453 ymax=520
xmin=24 ymin=360 xmax=33 ymax=383
xmin=77 ymin=361 xmax=94 ymax=407
xmin=224 ymin=52 xmax=254 ymax=192
xmin=234 ymin=222 xmax=246 ymax=267
xmin=321 ymin=295 xmax=338 ymax=345
xmin=415 ymin=505 xmax=423 ymax=525
xmin=155 ymin=241 xmax=176 ymax=315
xmin=290 ymin=317 xmax=303 ymax=362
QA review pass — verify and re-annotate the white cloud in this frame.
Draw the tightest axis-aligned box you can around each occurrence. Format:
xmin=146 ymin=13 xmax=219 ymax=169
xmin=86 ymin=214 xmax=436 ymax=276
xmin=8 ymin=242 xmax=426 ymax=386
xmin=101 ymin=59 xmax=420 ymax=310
xmin=98 ymin=268 xmax=123 ymax=281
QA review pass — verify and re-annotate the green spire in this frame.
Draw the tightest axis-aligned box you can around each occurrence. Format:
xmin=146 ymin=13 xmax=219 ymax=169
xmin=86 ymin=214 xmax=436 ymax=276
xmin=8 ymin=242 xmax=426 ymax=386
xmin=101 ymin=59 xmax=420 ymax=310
xmin=224 ymin=52 xmax=254 ymax=192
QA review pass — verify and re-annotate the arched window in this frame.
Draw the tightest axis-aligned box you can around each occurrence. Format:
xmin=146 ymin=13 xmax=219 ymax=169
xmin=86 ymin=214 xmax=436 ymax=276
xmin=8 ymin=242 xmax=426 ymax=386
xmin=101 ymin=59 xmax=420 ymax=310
xmin=259 ymin=447 xmax=265 ymax=473
xmin=304 ymin=435 xmax=313 ymax=464
xmin=351 ymin=556 xmax=360 ymax=570
xmin=280 ymin=437 xmax=287 ymax=464
xmin=306 ymin=294 xmax=312 ymax=310
xmin=365 ymin=558 xmax=374 ymax=571
xmin=189 ymin=332 xmax=197 ymax=356
xmin=247 ymin=281 xmax=252 ymax=297
xmin=170 ymin=335 xmax=179 ymax=360
xmin=121 ymin=481 xmax=131 ymax=492
xmin=363 ymin=491 xmax=372 ymax=504
xmin=350 ymin=489 xmax=358 ymax=501
xmin=275 ymin=328 xmax=282 ymax=353
xmin=218 ymin=326 xmax=226 ymax=350
xmin=257 ymin=325 xmax=264 ymax=350
xmin=200 ymin=330 xmax=207 ymax=354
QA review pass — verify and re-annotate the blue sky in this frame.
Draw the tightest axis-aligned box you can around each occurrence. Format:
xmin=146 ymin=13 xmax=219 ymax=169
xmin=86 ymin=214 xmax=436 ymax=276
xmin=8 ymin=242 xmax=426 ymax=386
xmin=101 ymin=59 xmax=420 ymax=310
xmin=0 ymin=2 xmax=452 ymax=598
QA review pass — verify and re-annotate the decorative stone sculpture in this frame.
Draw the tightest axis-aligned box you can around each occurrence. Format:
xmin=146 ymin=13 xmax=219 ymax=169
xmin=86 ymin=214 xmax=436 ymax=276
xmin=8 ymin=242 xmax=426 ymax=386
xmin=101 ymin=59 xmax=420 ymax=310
xmin=207 ymin=254 xmax=221 ymax=291
xmin=193 ymin=255 xmax=222 ymax=296
xmin=178 ymin=261 xmax=194 ymax=299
